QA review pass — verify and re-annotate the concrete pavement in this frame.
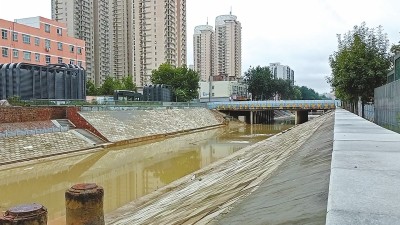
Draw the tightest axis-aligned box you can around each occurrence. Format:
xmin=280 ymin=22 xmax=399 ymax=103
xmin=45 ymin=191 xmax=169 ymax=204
xmin=326 ymin=109 xmax=400 ymax=225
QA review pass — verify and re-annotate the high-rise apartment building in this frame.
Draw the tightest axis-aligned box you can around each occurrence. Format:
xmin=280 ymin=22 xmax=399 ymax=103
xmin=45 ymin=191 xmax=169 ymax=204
xmin=131 ymin=0 xmax=187 ymax=87
xmin=109 ymin=0 xmax=133 ymax=80
xmin=269 ymin=62 xmax=295 ymax=85
xmin=51 ymin=0 xmax=110 ymax=86
xmin=193 ymin=24 xmax=215 ymax=82
xmin=108 ymin=0 xmax=187 ymax=87
xmin=215 ymin=14 xmax=242 ymax=80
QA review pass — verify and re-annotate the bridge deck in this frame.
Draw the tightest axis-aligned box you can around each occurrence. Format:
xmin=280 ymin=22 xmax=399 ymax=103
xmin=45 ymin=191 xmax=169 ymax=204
xmin=208 ymin=100 xmax=339 ymax=110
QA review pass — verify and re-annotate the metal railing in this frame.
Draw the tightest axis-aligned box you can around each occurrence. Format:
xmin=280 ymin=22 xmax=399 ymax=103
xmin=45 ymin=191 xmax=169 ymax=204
xmin=207 ymin=100 xmax=341 ymax=110
xmin=12 ymin=99 xmax=207 ymax=108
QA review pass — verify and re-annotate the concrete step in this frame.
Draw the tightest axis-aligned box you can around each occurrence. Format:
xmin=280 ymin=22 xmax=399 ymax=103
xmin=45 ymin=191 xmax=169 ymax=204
xmin=52 ymin=119 xmax=76 ymax=129
xmin=72 ymin=129 xmax=106 ymax=146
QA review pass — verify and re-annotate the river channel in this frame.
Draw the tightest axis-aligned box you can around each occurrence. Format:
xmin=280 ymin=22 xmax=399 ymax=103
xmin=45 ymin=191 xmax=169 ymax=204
xmin=0 ymin=122 xmax=293 ymax=224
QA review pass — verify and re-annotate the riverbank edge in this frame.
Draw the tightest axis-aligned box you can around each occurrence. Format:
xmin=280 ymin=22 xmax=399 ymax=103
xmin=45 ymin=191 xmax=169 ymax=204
xmin=105 ymin=112 xmax=331 ymax=223
xmin=0 ymin=123 xmax=227 ymax=171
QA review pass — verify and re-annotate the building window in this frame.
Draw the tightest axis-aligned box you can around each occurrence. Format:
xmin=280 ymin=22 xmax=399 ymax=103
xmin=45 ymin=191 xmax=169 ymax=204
xmin=34 ymin=37 xmax=40 ymax=46
xmin=69 ymin=45 xmax=74 ymax=53
xmin=45 ymin=39 xmax=51 ymax=49
xmin=2 ymin=47 xmax=8 ymax=57
xmin=58 ymin=57 xmax=63 ymax=63
xmin=77 ymin=61 xmax=82 ymax=67
xmin=77 ymin=47 xmax=82 ymax=54
xmin=12 ymin=32 xmax=18 ymax=42
xmin=70 ymin=59 xmax=75 ymax=65
xmin=35 ymin=53 xmax=40 ymax=62
xmin=22 ymin=34 xmax=31 ymax=44
xmin=57 ymin=27 xmax=62 ymax=36
xmin=45 ymin=24 xmax=50 ymax=33
xmin=57 ymin=42 xmax=63 ymax=50
xmin=45 ymin=55 xmax=51 ymax=64
xmin=13 ymin=49 xmax=18 ymax=58
xmin=23 ymin=51 xmax=31 ymax=60
xmin=1 ymin=29 xmax=8 ymax=40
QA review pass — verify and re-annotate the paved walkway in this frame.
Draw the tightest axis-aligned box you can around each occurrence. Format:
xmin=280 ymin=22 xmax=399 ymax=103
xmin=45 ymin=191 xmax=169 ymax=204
xmin=106 ymin=111 xmax=334 ymax=224
xmin=326 ymin=109 xmax=400 ymax=224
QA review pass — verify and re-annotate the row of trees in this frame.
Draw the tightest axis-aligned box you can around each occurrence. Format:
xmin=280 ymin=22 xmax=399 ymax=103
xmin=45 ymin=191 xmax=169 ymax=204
xmin=87 ymin=63 xmax=326 ymax=101
xmin=86 ymin=64 xmax=201 ymax=102
xmin=151 ymin=64 xmax=200 ymax=102
xmin=86 ymin=75 xmax=137 ymax=96
xmin=328 ymin=22 xmax=395 ymax=116
xmin=244 ymin=66 xmax=328 ymax=101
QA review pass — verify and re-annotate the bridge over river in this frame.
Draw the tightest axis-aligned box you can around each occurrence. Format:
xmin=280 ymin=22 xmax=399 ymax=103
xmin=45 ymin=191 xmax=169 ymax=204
xmin=208 ymin=100 xmax=340 ymax=124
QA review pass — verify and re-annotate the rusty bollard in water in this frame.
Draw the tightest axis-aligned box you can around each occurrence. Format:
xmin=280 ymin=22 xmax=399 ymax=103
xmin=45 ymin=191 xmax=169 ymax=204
xmin=65 ymin=183 xmax=104 ymax=225
xmin=0 ymin=203 xmax=47 ymax=225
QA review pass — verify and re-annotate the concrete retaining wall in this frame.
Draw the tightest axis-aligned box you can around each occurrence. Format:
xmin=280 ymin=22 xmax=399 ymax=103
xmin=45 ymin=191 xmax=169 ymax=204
xmin=66 ymin=107 xmax=109 ymax=142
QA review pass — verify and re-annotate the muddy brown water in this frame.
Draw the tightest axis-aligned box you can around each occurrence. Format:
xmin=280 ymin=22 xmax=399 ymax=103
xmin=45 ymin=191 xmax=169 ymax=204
xmin=0 ymin=122 xmax=293 ymax=224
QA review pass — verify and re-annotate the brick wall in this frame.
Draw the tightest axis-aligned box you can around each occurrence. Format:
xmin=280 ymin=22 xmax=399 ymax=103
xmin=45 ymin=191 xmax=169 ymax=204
xmin=66 ymin=107 xmax=109 ymax=142
xmin=0 ymin=107 xmax=66 ymax=123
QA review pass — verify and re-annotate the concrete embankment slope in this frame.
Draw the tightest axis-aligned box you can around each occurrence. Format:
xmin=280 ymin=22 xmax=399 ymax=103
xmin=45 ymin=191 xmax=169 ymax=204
xmin=0 ymin=108 xmax=223 ymax=165
xmin=326 ymin=109 xmax=400 ymax=224
xmin=106 ymin=111 xmax=335 ymax=224
xmin=214 ymin=109 xmax=334 ymax=224
xmin=0 ymin=131 xmax=98 ymax=165
xmin=79 ymin=108 xmax=223 ymax=143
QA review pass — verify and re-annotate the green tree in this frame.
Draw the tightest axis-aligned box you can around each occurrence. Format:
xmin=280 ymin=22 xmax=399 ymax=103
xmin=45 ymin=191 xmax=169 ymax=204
xmin=151 ymin=63 xmax=200 ymax=102
xmin=299 ymin=86 xmax=321 ymax=100
xmin=244 ymin=66 xmax=274 ymax=100
xmin=390 ymin=36 xmax=400 ymax=54
xmin=121 ymin=75 xmax=137 ymax=91
xmin=99 ymin=76 xmax=123 ymax=95
xmin=293 ymin=86 xmax=303 ymax=100
xmin=328 ymin=22 xmax=391 ymax=115
xmin=86 ymin=80 xmax=98 ymax=96
xmin=273 ymin=79 xmax=295 ymax=100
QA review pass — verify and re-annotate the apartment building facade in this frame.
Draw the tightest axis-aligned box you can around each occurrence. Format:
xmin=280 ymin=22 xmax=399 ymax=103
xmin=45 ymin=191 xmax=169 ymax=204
xmin=109 ymin=0 xmax=133 ymax=81
xmin=108 ymin=0 xmax=186 ymax=87
xmin=269 ymin=62 xmax=295 ymax=85
xmin=193 ymin=25 xmax=215 ymax=82
xmin=51 ymin=0 xmax=110 ymax=86
xmin=215 ymin=14 xmax=242 ymax=80
xmin=0 ymin=17 xmax=85 ymax=66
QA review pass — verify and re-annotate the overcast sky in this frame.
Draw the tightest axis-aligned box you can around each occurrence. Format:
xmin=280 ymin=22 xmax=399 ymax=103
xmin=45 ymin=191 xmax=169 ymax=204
xmin=2 ymin=0 xmax=399 ymax=94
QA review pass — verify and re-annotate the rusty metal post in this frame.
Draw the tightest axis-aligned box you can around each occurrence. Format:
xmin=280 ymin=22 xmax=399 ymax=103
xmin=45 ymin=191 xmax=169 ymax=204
xmin=65 ymin=183 xmax=104 ymax=225
xmin=0 ymin=203 xmax=47 ymax=225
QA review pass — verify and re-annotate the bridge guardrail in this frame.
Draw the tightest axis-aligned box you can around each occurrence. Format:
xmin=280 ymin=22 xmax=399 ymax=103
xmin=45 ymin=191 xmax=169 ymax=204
xmin=207 ymin=100 xmax=341 ymax=110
